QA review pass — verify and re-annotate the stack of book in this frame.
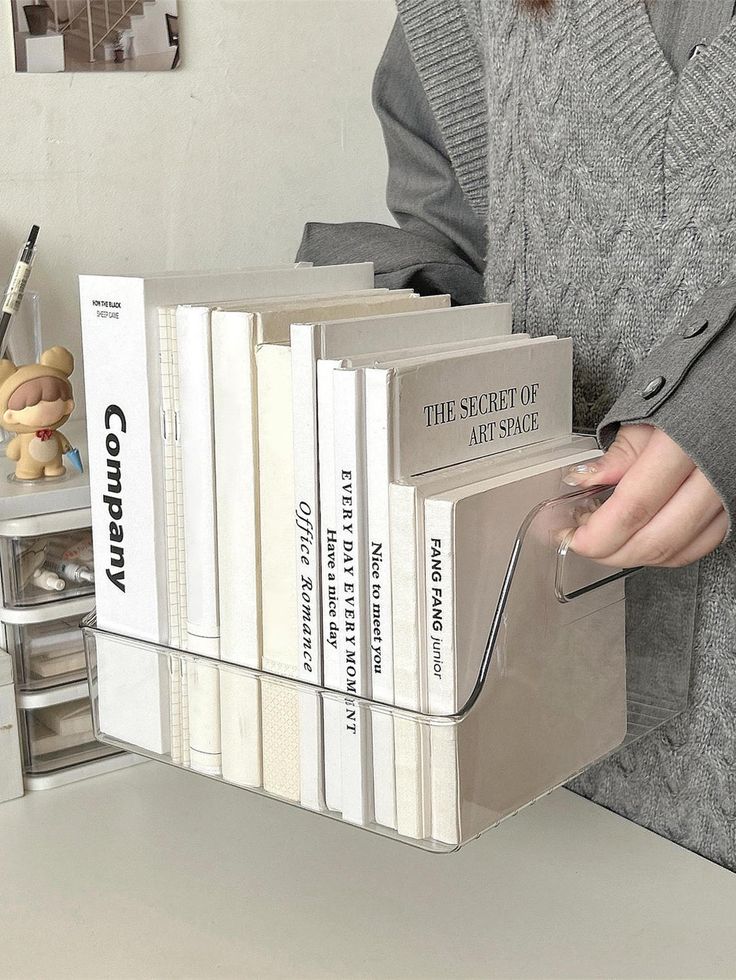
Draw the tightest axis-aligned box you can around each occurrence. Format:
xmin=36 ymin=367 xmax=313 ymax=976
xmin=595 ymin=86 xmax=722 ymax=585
xmin=80 ymin=263 xmax=599 ymax=845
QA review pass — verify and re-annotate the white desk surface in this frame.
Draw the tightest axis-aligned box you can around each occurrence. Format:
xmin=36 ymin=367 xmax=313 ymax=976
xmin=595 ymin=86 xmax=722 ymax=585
xmin=1 ymin=763 xmax=734 ymax=979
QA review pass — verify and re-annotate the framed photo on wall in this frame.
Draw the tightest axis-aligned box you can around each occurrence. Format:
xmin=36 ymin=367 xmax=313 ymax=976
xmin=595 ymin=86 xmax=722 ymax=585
xmin=11 ymin=0 xmax=180 ymax=73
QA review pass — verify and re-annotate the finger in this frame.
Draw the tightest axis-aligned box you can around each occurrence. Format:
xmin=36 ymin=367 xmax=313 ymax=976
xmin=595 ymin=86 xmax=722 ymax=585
xmin=563 ymin=424 xmax=655 ymax=489
xmin=661 ymin=510 xmax=730 ymax=567
xmin=570 ymin=428 xmax=696 ymax=559
xmin=587 ymin=469 xmax=725 ymax=567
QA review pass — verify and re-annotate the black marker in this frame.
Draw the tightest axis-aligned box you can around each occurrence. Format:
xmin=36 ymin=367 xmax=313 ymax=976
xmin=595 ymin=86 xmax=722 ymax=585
xmin=0 ymin=225 xmax=39 ymax=356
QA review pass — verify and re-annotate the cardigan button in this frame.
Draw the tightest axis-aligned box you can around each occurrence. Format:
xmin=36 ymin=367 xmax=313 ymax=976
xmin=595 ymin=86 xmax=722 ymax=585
xmin=683 ymin=319 xmax=708 ymax=338
xmin=688 ymin=43 xmax=708 ymax=60
xmin=642 ymin=376 xmax=666 ymax=400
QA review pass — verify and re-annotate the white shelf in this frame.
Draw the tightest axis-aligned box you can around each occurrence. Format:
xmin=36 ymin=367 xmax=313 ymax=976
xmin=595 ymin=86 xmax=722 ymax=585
xmin=16 ymin=678 xmax=89 ymax=710
xmin=0 ymin=420 xmax=90 ymax=521
xmin=0 ymin=507 xmax=91 ymax=538
xmin=23 ymin=752 xmax=145 ymax=791
xmin=0 ymin=595 xmax=94 ymax=626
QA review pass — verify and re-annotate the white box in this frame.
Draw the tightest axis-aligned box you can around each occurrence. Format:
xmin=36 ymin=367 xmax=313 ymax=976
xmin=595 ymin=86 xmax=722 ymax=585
xmin=25 ymin=32 xmax=65 ymax=73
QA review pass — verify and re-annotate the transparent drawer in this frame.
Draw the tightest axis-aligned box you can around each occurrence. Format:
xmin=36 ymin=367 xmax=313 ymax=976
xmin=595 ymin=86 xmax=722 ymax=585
xmin=0 ymin=511 xmax=94 ymax=608
xmin=20 ymin=694 xmax=121 ymax=775
xmin=82 ymin=488 xmax=695 ymax=852
xmin=6 ymin=596 xmax=94 ymax=690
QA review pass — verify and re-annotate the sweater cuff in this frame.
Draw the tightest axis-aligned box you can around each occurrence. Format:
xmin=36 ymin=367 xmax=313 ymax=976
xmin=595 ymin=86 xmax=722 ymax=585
xmin=598 ymin=283 xmax=736 ymax=528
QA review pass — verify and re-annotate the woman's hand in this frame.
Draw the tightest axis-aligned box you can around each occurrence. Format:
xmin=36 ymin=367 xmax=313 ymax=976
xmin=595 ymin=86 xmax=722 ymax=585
xmin=563 ymin=424 xmax=729 ymax=568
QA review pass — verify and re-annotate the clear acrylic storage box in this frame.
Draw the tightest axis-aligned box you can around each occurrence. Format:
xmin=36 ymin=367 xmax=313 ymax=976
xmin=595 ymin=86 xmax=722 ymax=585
xmin=0 ymin=511 xmax=94 ymax=608
xmin=83 ymin=488 xmax=695 ymax=852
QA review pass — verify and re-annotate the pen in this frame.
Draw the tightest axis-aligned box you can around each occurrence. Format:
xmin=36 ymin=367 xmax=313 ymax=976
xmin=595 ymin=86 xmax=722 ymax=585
xmin=0 ymin=224 xmax=39 ymax=356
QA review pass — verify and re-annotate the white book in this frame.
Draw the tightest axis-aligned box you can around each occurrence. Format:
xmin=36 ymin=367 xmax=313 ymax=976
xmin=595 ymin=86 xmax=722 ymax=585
xmin=317 ymin=359 xmax=345 ymax=813
xmin=80 ymin=263 xmax=373 ymax=754
xmin=333 ymin=367 xmax=372 ymax=825
xmin=363 ymin=369 xmax=395 ymax=829
xmin=423 ymin=439 xmax=600 ymax=845
xmin=389 ymin=481 xmax=431 ymax=839
xmin=257 ymin=343 xmax=301 ymax=801
xmin=158 ymin=306 xmax=185 ymax=766
xmin=384 ymin=337 xmax=573 ymax=840
xmin=377 ymin=336 xmax=572 ymax=478
xmin=363 ymin=334 xmax=530 ymax=830
xmin=176 ymin=305 xmax=221 ymax=777
xmin=211 ymin=308 xmax=263 ymax=789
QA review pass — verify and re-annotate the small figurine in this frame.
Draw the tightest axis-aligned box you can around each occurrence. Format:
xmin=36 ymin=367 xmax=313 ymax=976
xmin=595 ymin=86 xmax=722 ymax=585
xmin=0 ymin=346 xmax=75 ymax=481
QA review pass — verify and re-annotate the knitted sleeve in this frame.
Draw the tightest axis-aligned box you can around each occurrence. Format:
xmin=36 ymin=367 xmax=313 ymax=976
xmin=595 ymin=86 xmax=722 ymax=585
xmin=597 ymin=280 xmax=736 ymax=530
xmin=296 ymin=18 xmax=487 ymax=306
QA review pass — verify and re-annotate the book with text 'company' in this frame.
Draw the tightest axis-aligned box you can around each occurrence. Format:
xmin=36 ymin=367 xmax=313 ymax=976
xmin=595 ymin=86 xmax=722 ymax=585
xmin=80 ymin=262 xmax=373 ymax=754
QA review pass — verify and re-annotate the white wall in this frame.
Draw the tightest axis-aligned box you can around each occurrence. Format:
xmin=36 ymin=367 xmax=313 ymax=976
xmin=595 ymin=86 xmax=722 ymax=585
xmin=0 ymin=0 xmax=396 ymax=406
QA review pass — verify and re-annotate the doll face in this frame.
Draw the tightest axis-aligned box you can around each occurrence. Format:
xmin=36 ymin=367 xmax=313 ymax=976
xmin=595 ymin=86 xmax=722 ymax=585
xmin=3 ymin=396 xmax=74 ymax=429
xmin=2 ymin=375 xmax=74 ymax=433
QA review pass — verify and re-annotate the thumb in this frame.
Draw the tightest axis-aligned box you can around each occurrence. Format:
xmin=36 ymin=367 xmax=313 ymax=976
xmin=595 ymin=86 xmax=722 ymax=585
xmin=563 ymin=423 xmax=655 ymax=488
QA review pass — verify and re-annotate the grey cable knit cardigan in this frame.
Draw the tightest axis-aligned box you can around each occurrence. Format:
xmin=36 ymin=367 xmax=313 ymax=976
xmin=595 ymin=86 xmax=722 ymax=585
xmin=299 ymin=0 xmax=736 ymax=868
xmin=402 ymin=0 xmax=736 ymax=869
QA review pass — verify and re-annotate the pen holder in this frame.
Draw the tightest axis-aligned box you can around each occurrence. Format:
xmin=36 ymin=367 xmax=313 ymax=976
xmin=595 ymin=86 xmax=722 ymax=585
xmin=82 ymin=487 xmax=695 ymax=852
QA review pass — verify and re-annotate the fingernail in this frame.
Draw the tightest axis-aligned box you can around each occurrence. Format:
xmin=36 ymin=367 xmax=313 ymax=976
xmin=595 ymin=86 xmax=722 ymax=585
xmin=554 ymin=526 xmax=575 ymax=547
xmin=562 ymin=463 xmax=598 ymax=486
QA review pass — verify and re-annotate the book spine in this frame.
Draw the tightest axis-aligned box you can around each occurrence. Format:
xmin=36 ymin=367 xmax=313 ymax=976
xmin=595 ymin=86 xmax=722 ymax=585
xmin=212 ymin=310 xmax=262 ymax=789
xmin=389 ymin=481 xmax=430 ymax=840
xmin=80 ymin=275 xmax=166 ymax=643
xmin=176 ymin=305 xmax=221 ymax=777
xmin=363 ymin=369 xmax=396 ymax=830
xmin=79 ymin=275 xmax=169 ymax=755
xmin=316 ymin=358 xmax=343 ymax=812
xmin=219 ymin=670 xmax=261 ymax=789
xmin=425 ymin=500 xmax=456 ymax=718
xmin=291 ymin=324 xmax=324 ymax=810
xmin=290 ymin=324 xmax=323 ymax=682
xmin=170 ymin=324 xmax=190 ymax=767
xmin=333 ymin=367 xmax=372 ymax=825
xmin=424 ymin=498 xmax=461 ymax=846
xmin=158 ymin=307 xmax=183 ymax=766
xmin=256 ymin=344 xmax=300 ymax=803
